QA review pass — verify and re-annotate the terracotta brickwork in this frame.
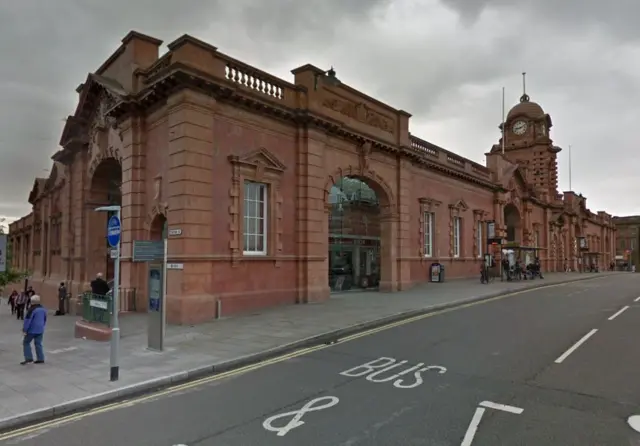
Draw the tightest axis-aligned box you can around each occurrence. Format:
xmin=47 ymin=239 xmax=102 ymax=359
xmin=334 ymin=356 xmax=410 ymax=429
xmin=612 ymin=215 xmax=640 ymax=268
xmin=8 ymin=31 xmax=617 ymax=324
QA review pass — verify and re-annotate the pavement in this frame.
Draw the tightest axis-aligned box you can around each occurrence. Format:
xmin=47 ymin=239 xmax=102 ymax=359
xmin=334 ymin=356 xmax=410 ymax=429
xmin=0 ymin=271 xmax=628 ymax=438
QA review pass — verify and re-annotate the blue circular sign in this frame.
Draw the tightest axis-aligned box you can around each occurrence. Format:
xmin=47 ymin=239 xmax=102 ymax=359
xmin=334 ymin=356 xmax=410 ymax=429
xmin=107 ymin=216 xmax=121 ymax=247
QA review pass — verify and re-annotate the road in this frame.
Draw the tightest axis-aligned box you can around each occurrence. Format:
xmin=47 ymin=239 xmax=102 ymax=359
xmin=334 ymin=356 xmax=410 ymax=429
xmin=2 ymin=274 xmax=640 ymax=445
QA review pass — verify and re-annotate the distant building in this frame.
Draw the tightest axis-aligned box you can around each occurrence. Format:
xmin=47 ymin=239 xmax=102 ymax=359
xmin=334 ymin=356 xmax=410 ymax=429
xmin=8 ymin=31 xmax=617 ymax=324
xmin=612 ymin=215 xmax=640 ymax=269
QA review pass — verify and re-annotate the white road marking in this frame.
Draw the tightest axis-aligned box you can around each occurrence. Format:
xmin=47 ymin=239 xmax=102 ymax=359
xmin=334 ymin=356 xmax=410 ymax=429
xmin=48 ymin=346 xmax=78 ymax=354
xmin=608 ymin=306 xmax=630 ymax=321
xmin=461 ymin=401 xmax=524 ymax=446
xmin=460 ymin=407 xmax=485 ymax=446
xmin=339 ymin=357 xmax=447 ymax=389
xmin=634 ymin=296 xmax=640 ymax=302
xmin=263 ymin=396 xmax=339 ymax=437
xmin=554 ymin=329 xmax=598 ymax=364
xmin=479 ymin=401 xmax=524 ymax=414
xmin=627 ymin=415 xmax=640 ymax=433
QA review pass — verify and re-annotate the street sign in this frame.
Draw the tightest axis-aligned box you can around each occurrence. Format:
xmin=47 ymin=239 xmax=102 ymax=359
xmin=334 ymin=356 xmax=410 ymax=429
xmin=0 ymin=234 xmax=6 ymax=273
xmin=107 ymin=216 xmax=121 ymax=247
xmin=132 ymin=240 xmax=164 ymax=262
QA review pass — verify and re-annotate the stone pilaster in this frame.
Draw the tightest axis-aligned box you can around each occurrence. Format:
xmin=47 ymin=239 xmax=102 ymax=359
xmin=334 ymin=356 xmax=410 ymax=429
xmin=119 ymin=116 xmax=147 ymax=308
xmin=396 ymin=159 xmax=411 ymax=289
xmin=71 ymin=150 xmax=88 ymax=285
xmin=379 ymin=213 xmax=398 ymax=292
xmin=296 ymin=127 xmax=329 ymax=303
xmin=60 ymin=166 xmax=72 ymax=281
xmin=165 ymin=90 xmax=216 ymax=323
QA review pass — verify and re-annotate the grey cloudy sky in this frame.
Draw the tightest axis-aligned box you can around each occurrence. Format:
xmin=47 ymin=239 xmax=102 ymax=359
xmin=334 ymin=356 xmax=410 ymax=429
xmin=0 ymin=0 xmax=638 ymax=229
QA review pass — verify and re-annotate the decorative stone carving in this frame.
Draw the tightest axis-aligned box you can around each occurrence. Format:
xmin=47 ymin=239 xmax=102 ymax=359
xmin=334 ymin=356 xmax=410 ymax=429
xmin=322 ymin=96 xmax=394 ymax=134
xmin=448 ymin=198 xmax=469 ymax=214
xmin=418 ymin=197 xmax=442 ymax=259
xmin=87 ymin=91 xmax=124 ymax=178
xmin=228 ymin=148 xmax=286 ymax=266
xmin=358 ymin=141 xmax=372 ymax=175
xmin=153 ymin=174 xmax=163 ymax=202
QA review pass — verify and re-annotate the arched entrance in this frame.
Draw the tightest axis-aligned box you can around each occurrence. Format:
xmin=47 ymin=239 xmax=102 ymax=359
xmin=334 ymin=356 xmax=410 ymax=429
xmin=503 ymin=204 xmax=522 ymax=243
xmin=87 ymin=158 xmax=122 ymax=281
xmin=328 ymin=175 xmax=387 ymax=292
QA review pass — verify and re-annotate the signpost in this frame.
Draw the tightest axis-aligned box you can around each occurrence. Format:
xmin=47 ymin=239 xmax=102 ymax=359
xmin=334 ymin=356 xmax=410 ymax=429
xmin=99 ymin=207 xmax=122 ymax=382
xmin=133 ymin=238 xmax=167 ymax=351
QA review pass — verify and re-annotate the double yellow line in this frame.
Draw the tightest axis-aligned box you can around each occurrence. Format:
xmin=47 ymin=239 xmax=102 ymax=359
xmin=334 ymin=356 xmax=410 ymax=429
xmin=0 ymin=280 xmax=577 ymax=441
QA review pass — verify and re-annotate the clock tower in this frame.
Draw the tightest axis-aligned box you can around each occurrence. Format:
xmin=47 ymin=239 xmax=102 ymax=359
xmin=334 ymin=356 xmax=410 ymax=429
xmin=493 ymin=73 xmax=560 ymax=198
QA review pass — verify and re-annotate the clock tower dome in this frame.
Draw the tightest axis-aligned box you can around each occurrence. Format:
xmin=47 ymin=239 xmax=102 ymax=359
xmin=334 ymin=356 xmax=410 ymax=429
xmin=493 ymin=73 xmax=560 ymax=197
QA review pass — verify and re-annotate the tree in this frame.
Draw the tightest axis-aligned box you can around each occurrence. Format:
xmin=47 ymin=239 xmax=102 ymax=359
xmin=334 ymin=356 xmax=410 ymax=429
xmin=0 ymin=218 xmax=29 ymax=289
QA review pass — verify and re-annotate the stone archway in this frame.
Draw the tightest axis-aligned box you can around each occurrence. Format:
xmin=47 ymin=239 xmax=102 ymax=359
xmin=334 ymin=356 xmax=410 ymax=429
xmin=149 ymin=213 xmax=168 ymax=241
xmin=503 ymin=203 xmax=522 ymax=243
xmin=86 ymin=157 xmax=122 ymax=282
xmin=325 ymin=167 xmax=396 ymax=293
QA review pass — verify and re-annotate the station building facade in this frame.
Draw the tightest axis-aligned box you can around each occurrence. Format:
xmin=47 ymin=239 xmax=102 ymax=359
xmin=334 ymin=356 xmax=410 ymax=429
xmin=8 ymin=31 xmax=617 ymax=324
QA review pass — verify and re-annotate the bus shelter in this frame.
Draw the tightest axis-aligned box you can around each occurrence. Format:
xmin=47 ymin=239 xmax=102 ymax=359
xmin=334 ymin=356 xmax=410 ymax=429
xmin=500 ymin=243 xmax=546 ymax=281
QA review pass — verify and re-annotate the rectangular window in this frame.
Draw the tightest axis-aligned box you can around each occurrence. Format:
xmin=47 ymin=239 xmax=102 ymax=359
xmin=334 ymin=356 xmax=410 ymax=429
xmin=243 ymin=181 xmax=267 ymax=255
xmin=453 ymin=217 xmax=461 ymax=258
xmin=477 ymin=220 xmax=483 ymax=258
xmin=423 ymin=212 xmax=433 ymax=257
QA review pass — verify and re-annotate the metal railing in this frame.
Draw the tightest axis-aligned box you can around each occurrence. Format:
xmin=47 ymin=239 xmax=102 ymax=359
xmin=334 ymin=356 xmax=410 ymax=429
xmin=81 ymin=292 xmax=112 ymax=327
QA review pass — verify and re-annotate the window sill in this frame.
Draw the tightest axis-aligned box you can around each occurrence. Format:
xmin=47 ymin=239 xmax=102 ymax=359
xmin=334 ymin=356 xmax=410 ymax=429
xmin=243 ymin=252 xmax=268 ymax=257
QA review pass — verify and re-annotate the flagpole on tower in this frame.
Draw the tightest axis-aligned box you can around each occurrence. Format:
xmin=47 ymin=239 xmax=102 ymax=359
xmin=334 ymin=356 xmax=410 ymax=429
xmin=568 ymin=144 xmax=572 ymax=191
xmin=501 ymin=87 xmax=506 ymax=154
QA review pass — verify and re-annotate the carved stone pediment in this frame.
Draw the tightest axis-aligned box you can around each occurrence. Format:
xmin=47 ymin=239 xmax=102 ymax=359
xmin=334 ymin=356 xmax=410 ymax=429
xmin=228 ymin=148 xmax=286 ymax=173
xmin=419 ymin=197 xmax=442 ymax=207
xmin=449 ymin=198 xmax=469 ymax=211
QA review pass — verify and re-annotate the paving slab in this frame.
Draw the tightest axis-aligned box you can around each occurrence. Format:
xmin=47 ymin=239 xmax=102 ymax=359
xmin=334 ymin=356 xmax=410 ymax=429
xmin=0 ymin=271 xmax=625 ymax=431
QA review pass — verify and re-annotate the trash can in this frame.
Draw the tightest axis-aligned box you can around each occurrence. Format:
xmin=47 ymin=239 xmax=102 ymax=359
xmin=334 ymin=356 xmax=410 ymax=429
xmin=430 ymin=263 xmax=444 ymax=283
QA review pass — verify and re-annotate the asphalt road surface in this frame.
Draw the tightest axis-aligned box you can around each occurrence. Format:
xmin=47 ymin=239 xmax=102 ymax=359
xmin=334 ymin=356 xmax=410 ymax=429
xmin=3 ymin=274 xmax=640 ymax=445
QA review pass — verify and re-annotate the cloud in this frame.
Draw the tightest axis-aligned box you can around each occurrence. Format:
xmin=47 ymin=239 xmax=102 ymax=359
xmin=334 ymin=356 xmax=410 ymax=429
xmin=0 ymin=0 xmax=637 ymax=221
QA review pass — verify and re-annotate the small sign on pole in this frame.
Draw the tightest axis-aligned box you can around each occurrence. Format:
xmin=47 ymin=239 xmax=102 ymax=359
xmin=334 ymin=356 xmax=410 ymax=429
xmin=107 ymin=216 xmax=121 ymax=248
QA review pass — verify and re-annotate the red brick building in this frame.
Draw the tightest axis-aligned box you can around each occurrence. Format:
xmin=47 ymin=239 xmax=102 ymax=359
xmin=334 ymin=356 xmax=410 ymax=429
xmin=8 ymin=31 xmax=617 ymax=324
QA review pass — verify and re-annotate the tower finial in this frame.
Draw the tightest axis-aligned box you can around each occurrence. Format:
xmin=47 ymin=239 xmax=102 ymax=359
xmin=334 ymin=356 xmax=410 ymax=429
xmin=520 ymin=72 xmax=530 ymax=103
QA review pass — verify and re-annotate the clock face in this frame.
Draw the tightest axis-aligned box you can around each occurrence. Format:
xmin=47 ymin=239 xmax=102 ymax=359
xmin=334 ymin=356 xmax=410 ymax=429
xmin=512 ymin=120 xmax=527 ymax=135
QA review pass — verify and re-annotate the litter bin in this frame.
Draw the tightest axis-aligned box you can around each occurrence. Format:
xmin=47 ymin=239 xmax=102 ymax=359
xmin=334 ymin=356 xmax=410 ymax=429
xmin=430 ymin=263 xmax=445 ymax=283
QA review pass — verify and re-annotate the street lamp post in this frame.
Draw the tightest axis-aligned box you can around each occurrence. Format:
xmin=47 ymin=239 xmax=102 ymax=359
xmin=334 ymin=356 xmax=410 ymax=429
xmin=95 ymin=205 xmax=121 ymax=381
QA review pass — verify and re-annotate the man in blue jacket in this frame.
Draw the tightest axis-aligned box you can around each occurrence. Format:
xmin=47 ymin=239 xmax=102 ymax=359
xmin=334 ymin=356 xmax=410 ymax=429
xmin=21 ymin=295 xmax=47 ymax=365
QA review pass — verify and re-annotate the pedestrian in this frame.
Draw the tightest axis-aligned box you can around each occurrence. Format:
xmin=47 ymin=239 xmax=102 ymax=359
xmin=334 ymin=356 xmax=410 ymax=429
xmin=15 ymin=291 xmax=28 ymax=320
xmin=25 ymin=286 xmax=35 ymax=310
xmin=56 ymin=282 xmax=67 ymax=316
xmin=8 ymin=289 xmax=18 ymax=315
xmin=90 ymin=273 xmax=110 ymax=296
xmin=21 ymin=294 xmax=47 ymax=365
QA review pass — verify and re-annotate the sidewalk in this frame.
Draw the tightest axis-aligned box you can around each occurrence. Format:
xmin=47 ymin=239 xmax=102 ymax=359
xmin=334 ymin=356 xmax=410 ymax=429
xmin=0 ymin=271 xmax=625 ymax=430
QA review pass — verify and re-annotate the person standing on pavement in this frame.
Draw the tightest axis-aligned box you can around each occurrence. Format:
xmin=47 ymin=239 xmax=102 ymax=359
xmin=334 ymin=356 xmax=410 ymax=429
xmin=56 ymin=282 xmax=67 ymax=316
xmin=8 ymin=289 xmax=18 ymax=315
xmin=21 ymin=295 xmax=47 ymax=365
xmin=90 ymin=272 xmax=110 ymax=296
xmin=15 ymin=291 xmax=28 ymax=320
xmin=24 ymin=286 xmax=35 ymax=311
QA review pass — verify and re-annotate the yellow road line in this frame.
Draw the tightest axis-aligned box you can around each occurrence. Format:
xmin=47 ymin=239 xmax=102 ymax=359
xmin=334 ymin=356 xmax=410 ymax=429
xmin=0 ymin=278 xmax=594 ymax=441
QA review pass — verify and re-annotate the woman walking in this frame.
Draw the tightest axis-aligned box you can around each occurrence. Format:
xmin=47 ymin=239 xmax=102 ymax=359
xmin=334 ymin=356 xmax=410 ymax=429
xmin=8 ymin=289 xmax=18 ymax=315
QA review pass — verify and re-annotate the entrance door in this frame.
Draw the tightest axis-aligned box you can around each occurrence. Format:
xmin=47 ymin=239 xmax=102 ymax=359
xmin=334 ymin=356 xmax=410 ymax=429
xmin=328 ymin=176 xmax=381 ymax=293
